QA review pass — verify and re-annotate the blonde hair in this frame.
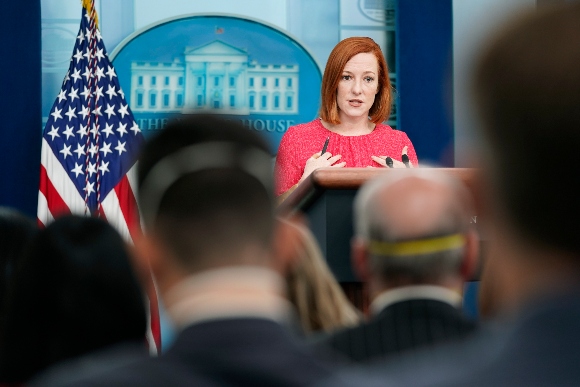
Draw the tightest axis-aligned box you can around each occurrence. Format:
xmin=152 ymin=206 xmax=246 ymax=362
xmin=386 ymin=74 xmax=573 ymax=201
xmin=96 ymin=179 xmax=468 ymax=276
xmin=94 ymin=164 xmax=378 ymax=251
xmin=283 ymin=220 xmax=361 ymax=333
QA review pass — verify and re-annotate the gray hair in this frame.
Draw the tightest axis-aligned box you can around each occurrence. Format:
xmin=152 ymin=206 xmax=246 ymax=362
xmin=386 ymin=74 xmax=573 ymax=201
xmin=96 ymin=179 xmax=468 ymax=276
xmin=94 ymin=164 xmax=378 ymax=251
xmin=353 ymin=168 xmax=475 ymax=284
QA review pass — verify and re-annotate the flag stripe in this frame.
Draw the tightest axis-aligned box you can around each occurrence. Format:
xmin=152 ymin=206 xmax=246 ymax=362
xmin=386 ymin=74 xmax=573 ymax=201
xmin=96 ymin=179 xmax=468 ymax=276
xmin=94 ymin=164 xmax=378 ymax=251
xmin=114 ymin=175 xmax=141 ymax=241
xmin=37 ymin=190 xmax=55 ymax=227
xmin=144 ymin=272 xmax=161 ymax=352
xmin=38 ymin=163 xmax=72 ymax=219
xmin=101 ymin=190 xmax=131 ymax=242
xmin=41 ymin=138 xmax=87 ymax=215
xmin=127 ymin=162 xmax=139 ymax=193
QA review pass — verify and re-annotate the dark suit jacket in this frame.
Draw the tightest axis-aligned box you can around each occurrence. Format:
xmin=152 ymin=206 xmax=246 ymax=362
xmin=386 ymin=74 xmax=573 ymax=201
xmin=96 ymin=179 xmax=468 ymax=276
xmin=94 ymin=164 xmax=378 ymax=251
xmin=35 ymin=318 xmax=335 ymax=387
xmin=321 ymin=292 xmax=580 ymax=387
xmin=318 ymin=298 xmax=477 ymax=363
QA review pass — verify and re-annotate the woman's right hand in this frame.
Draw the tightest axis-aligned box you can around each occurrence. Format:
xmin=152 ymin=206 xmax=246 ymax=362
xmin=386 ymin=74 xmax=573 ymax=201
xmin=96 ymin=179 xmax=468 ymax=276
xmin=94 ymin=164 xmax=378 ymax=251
xmin=300 ymin=152 xmax=346 ymax=182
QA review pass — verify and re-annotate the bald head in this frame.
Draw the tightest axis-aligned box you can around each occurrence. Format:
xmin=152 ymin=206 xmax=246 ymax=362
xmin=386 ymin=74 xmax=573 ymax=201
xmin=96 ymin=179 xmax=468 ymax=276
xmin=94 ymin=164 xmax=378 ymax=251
xmin=355 ymin=170 xmax=474 ymax=242
xmin=353 ymin=169 xmax=477 ymax=286
xmin=376 ymin=177 xmax=466 ymax=240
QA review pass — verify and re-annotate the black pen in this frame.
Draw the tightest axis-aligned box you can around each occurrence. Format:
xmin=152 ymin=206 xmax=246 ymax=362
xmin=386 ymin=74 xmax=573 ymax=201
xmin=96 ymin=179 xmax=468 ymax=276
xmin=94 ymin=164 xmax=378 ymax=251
xmin=321 ymin=136 xmax=330 ymax=154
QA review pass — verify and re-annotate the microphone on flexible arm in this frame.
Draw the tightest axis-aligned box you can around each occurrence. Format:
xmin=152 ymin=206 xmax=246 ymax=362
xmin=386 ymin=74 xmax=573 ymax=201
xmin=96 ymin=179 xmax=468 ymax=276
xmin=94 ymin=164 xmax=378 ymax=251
xmin=402 ymin=154 xmax=410 ymax=168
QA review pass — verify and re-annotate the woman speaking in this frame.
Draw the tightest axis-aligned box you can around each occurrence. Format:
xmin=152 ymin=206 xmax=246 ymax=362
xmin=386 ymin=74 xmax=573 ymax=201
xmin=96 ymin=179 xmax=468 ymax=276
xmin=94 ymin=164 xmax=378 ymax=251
xmin=274 ymin=37 xmax=418 ymax=198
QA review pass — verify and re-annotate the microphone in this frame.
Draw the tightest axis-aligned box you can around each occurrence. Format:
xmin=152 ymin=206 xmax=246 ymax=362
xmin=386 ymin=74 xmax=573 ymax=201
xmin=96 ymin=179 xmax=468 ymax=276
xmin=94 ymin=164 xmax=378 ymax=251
xmin=385 ymin=157 xmax=393 ymax=168
xmin=321 ymin=137 xmax=330 ymax=154
xmin=402 ymin=154 xmax=410 ymax=168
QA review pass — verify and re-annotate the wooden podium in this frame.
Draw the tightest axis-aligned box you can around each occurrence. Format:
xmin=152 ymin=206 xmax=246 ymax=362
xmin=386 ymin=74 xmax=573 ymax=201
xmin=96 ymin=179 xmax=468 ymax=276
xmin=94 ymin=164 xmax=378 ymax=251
xmin=277 ymin=167 xmax=478 ymax=283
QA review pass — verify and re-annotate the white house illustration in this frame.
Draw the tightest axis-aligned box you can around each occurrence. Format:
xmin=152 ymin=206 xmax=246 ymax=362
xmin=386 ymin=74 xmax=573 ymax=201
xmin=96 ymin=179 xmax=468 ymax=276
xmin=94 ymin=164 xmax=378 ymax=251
xmin=130 ymin=40 xmax=299 ymax=115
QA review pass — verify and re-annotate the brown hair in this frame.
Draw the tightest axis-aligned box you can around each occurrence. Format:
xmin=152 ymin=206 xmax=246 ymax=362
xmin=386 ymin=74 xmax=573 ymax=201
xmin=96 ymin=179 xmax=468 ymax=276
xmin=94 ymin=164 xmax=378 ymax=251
xmin=320 ymin=37 xmax=392 ymax=124
xmin=138 ymin=115 xmax=274 ymax=271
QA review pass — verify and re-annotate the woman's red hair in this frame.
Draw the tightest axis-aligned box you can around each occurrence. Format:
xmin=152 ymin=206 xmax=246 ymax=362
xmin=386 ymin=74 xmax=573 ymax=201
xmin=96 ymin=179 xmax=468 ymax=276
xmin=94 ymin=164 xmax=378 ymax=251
xmin=319 ymin=37 xmax=392 ymax=124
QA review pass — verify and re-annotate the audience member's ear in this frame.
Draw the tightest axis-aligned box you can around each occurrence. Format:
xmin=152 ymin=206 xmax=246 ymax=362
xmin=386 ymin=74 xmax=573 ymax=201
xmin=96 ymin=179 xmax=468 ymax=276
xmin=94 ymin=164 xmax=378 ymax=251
xmin=134 ymin=231 xmax=190 ymax=295
xmin=460 ymin=229 xmax=480 ymax=281
xmin=351 ymin=237 xmax=371 ymax=282
xmin=126 ymin=238 xmax=151 ymax=292
xmin=133 ymin=232 xmax=166 ymax=279
xmin=272 ymin=214 xmax=306 ymax=275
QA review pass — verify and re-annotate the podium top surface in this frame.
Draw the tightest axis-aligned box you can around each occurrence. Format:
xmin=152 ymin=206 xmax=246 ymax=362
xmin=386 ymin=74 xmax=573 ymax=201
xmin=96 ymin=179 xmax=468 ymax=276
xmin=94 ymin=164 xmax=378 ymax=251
xmin=277 ymin=167 xmax=477 ymax=214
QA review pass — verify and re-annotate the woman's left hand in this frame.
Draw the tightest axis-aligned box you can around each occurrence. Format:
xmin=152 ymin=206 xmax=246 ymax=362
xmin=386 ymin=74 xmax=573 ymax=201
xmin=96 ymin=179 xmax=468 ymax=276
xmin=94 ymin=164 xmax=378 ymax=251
xmin=371 ymin=146 xmax=413 ymax=168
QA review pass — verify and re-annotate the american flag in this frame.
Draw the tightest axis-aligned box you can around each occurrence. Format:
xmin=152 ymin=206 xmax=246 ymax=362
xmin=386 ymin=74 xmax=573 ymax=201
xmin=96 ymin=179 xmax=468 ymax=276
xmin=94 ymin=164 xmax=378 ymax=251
xmin=37 ymin=1 xmax=160 ymax=352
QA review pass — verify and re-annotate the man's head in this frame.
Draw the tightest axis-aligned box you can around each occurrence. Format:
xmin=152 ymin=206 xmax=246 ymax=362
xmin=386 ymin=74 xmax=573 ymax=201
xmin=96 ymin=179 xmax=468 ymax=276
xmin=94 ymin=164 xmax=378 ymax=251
xmin=472 ymin=3 xmax=580 ymax=317
xmin=352 ymin=169 xmax=478 ymax=295
xmin=473 ymin=3 xmax=580 ymax=254
xmin=136 ymin=114 xmax=275 ymax=275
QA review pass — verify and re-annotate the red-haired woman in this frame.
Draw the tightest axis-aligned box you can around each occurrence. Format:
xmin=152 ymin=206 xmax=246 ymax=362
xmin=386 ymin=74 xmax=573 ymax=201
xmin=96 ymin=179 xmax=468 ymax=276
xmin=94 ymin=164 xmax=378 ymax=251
xmin=275 ymin=37 xmax=418 ymax=199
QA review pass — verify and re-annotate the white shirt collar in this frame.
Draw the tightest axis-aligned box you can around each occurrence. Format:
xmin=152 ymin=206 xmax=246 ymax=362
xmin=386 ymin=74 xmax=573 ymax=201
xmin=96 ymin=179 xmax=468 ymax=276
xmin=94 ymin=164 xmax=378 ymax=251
xmin=370 ymin=285 xmax=463 ymax=316
xmin=164 ymin=266 xmax=293 ymax=330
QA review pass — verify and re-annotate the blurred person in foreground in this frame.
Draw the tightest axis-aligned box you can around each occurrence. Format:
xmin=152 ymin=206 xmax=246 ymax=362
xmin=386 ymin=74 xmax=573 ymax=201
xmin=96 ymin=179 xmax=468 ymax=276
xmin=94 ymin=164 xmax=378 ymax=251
xmin=0 ymin=207 xmax=37 ymax=340
xmin=41 ymin=114 xmax=335 ymax=386
xmin=316 ymin=169 xmax=479 ymax=363
xmin=322 ymin=3 xmax=580 ymax=386
xmin=281 ymin=218 xmax=361 ymax=334
xmin=0 ymin=216 xmax=147 ymax=385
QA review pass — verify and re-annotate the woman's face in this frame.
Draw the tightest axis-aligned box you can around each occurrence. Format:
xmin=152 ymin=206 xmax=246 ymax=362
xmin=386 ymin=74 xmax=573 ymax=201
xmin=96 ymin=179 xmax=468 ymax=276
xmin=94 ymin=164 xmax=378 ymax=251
xmin=336 ymin=52 xmax=379 ymax=123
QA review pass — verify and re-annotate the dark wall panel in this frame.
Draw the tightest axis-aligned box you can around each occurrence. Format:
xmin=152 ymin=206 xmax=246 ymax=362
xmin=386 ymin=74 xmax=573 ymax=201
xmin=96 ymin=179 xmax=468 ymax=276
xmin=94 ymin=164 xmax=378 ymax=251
xmin=0 ymin=1 xmax=42 ymax=217
xmin=397 ymin=0 xmax=454 ymax=166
